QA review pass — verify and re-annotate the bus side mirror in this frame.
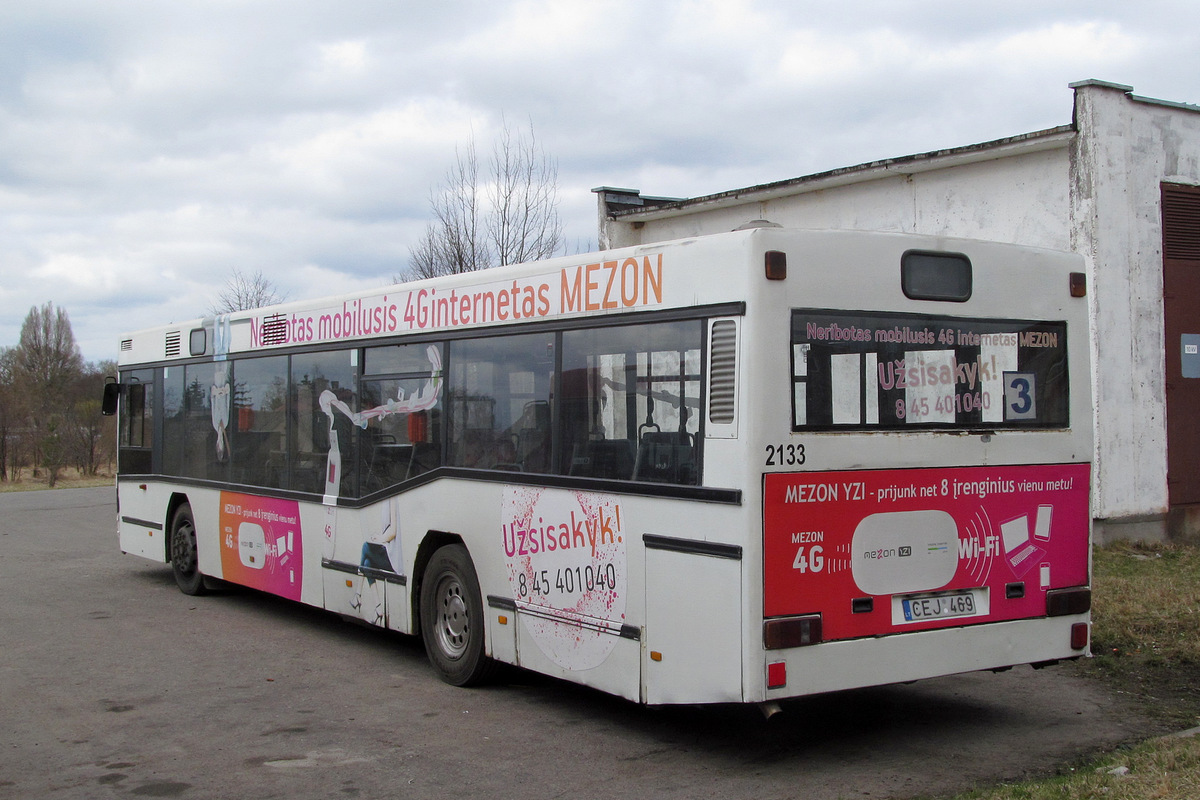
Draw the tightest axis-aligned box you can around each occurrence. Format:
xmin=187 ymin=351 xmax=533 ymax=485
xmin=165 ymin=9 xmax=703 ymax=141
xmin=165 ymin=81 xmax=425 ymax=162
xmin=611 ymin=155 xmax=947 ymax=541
xmin=101 ymin=380 xmax=121 ymax=416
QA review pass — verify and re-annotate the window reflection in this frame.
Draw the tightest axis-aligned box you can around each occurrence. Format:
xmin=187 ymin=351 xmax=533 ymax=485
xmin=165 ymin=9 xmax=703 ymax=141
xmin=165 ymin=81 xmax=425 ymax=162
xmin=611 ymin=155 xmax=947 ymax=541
xmin=560 ymin=321 xmax=702 ymax=484
xmin=291 ymin=351 xmax=357 ymax=496
xmin=118 ymin=368 xmax=154 ymax=474
xmin=133 ymin=317 xmax=707 ymax=491
xmin=448 ymin=333 xmax=554 ymax=473
xmin=231 ymin=356 xmax=288 ymax=488
xmin=162 ymin=367 xmax=184 ymax=476
xmin=360 ymin=343 xmax=445 ymax=494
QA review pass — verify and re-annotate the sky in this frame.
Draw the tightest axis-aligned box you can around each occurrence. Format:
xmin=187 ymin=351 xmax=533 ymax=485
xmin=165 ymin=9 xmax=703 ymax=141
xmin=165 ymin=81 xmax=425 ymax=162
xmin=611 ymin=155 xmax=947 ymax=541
xmin=2 ymin=0 xmax=1199 ymax=363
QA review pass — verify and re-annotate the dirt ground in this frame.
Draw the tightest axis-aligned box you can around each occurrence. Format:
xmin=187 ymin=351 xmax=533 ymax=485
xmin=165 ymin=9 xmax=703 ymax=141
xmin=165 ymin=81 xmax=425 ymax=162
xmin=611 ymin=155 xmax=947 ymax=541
xmin=1069 ymin=651 xmax=1200 ymax=733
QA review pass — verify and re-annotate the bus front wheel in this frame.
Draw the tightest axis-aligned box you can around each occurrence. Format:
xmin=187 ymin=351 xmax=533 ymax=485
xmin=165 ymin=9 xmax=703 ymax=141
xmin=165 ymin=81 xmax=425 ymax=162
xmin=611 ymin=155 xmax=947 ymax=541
xmin=420 ymin=544 xmax=494 ymax=686
xmin=170 ymin=504 xmax=207 ymax=596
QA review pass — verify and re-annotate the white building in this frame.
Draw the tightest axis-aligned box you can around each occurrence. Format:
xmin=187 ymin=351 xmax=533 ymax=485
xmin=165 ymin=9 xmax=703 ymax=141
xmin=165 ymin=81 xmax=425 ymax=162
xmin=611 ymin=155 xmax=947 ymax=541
xmin=595 ymin=80 xmax=1200 ymax=543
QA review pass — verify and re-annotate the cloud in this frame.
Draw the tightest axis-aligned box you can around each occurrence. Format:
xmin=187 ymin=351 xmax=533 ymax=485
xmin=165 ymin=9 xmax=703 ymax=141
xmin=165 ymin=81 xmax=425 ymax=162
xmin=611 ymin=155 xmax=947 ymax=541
xmin=1 ymin=0 xmax=1199 ymax=361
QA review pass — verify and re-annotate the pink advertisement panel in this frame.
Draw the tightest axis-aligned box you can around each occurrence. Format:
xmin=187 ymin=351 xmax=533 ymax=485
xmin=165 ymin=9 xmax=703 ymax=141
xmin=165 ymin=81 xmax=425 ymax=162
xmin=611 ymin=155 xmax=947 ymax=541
xmin=764 ymin=463 xmax=1090 ymax=640
xmin=218 ymin=492 xmax=304 ymax=601
xmin=501 ymin=486 xmax=628 ymax=671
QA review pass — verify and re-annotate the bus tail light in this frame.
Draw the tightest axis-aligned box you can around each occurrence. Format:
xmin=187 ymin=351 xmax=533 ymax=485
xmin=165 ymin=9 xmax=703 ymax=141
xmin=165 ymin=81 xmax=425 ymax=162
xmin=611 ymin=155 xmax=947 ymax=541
xmin=1070 ymin=272 xmax=1087 ymax=297
xmin=763 ymin=614 xmax=822 ymax=650
xmin=1071 ymin=622 xmax=1089 ymax=650
xmin=1046 ymin=587 xmax=1091 ymax=616
xmin=765 ymin=250 xmax=787 ymax=280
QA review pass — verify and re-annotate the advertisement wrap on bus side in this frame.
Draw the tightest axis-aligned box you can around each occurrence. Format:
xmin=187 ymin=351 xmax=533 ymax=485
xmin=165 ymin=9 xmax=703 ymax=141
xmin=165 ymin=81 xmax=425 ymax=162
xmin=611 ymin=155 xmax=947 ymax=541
xmin=763 ymin=463 xmax=1090 ymax=640
xmin=218 ymin=491 xmax=304 ymax=601
xmin=246 ymin=254 xmax=668 ymax=350
xmin=501 ymin=486 xmax=629 ymax=671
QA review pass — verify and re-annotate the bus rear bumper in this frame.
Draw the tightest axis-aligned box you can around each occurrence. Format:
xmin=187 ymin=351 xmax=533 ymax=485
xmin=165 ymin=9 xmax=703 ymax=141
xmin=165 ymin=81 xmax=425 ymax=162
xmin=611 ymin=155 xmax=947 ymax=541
xmin=752 ymin=614 xmax=1089 ymax=703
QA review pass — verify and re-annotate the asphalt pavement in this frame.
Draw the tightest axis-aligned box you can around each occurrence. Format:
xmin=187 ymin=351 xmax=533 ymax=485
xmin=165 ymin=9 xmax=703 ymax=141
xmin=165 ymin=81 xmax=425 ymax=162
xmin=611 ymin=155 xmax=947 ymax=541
xmin=0 ymin=486 xmax=1157 ymax=799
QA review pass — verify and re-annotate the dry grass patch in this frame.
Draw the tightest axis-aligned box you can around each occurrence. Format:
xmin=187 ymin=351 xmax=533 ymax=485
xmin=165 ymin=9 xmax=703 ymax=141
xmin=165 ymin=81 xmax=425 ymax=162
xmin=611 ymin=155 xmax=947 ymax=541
xmin=940 ymin=733 xmax=1200 ymax=800
xmin=1092 ymin=541 xmax=1200 ymax=664
xmin=1086 ymin=541 xmax=1200 ymax=728
xmin=0 ymin=468 xmax=114 ymax=493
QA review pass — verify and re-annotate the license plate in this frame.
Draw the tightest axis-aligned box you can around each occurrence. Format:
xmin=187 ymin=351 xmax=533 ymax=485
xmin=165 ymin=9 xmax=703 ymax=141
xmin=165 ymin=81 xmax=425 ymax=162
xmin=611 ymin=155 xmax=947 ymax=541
xmin=899 ymin=590 xmax=979 ymax=623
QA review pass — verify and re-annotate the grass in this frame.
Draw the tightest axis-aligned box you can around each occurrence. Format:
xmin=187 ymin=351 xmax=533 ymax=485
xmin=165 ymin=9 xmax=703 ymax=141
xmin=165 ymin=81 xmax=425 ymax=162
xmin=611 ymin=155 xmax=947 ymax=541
xmin=932 ymin=541 xmax=1200 ymax=800
xmin=944 ymin=734 xmax=1200 ymax=800
xmin=1088 ymin=542 xmax=1200 ymax=726
xmin=1093 ymin=541 xmax=1200 ymax=663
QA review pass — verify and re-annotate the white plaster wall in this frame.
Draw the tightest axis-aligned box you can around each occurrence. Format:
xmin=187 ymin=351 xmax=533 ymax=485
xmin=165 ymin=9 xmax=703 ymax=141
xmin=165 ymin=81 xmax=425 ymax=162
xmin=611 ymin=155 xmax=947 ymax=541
xmin=1072 ymin=84 xmax=1200 ymax=521
xmin=911 ymin=152 xmax=1071 ymax=249
xmin=605 ymin=150 xmax=1070 ymax=250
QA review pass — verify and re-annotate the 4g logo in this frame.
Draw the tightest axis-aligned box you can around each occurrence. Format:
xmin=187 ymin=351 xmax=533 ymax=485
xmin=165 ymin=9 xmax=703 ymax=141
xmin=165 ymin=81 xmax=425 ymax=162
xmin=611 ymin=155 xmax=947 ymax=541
xmin=792 ymin=545 xmax=825 ymax=573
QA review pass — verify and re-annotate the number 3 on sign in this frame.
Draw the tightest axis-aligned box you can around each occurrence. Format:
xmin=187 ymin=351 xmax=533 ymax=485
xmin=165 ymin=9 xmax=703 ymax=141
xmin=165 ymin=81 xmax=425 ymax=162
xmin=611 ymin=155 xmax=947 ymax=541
xmin=1004 ymin=372 xmax=1037 ymax=421
xmin=793 ymin=545 xmax=824 ymax=573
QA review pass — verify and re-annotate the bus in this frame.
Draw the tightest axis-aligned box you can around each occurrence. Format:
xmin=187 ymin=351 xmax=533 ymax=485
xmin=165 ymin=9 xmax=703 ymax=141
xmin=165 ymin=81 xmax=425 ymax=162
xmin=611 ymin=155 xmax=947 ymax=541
xmin=103 ymin=227 xmax=1093 ymax=708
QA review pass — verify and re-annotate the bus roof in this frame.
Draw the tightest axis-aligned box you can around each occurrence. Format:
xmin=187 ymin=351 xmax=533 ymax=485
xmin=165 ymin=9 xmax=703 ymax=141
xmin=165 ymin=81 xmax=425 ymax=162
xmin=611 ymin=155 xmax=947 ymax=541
xmin=116 ymin=227 xmax=1080 ymax=367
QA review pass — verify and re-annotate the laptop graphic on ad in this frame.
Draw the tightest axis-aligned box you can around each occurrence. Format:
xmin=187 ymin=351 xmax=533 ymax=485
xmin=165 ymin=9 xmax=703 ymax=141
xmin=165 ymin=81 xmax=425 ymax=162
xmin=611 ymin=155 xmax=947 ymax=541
xmin=1000 ymin=505 xmax=1051 ymax=577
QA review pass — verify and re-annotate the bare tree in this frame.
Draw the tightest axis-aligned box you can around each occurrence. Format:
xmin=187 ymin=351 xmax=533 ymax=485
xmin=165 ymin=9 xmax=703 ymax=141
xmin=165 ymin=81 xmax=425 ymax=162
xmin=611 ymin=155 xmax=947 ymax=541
xmin=211 ymin=268 xmax=288 ymax=314
xmin=409 ymin=137 xmax=489 ymax=279
xmin=405 ymin=119 xmax=562 ymax=280
xmin=488 ymin=121 xmax=563 ymax=266
xmin=0 ymin=347 xmax=16 ymax=481
xmin=14 ymin=303 xmax=84 ymax=486
xmin=66 ymin=362 xmax=115 ymax=477
xmin=16 ymin=303 xmax=83 ymax=403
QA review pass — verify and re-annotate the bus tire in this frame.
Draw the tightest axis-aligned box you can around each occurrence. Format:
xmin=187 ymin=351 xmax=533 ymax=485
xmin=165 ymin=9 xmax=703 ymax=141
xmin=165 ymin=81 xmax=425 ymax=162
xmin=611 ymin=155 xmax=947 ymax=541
xmin=420 ymin=544 xmax=494 ymax=686
xmin=170 ymin=504 xmax=207 ymax=596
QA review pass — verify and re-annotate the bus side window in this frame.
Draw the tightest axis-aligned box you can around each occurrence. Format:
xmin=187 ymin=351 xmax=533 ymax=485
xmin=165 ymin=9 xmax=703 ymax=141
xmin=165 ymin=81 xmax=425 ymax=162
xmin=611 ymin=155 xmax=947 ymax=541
xmin=514 ymin=400 xmax=551 ymax=474
xmin=230 ymin=355 xmax=289 ymax=489
xmin=162 ymin=366 xmax=185 ymax=477
xmin=448 ymin=333 xmax=554 ymax=474
xmin=560 ymin=320 xmax=702 ymax=485
xmin=118 ymin=369 xmax=154 ymax=474
xmin=359 ymin=378 xmax=443 ymax=494
xmin=290 ymin=350 xmax=358 ymax=496
xmin=562 ymin=364 xmax=635 ymax=479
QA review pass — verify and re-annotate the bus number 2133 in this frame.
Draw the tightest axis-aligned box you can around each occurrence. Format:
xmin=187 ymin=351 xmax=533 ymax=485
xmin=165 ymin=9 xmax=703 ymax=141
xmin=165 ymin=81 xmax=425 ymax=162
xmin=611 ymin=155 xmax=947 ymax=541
xmin=766 ymin=443 xmax=806 ymax=466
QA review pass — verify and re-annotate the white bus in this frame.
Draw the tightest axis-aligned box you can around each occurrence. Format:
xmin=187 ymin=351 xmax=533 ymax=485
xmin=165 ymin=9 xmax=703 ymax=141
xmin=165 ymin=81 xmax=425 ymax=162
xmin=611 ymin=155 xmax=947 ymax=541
xmin=104 ymin=227 xmax=1093 ymax=707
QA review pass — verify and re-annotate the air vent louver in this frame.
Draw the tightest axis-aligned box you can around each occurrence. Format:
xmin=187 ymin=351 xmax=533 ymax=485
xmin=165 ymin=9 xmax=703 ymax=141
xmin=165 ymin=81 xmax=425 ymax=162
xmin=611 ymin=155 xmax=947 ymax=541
xmin=709 ymin=320 xmax=737 ymax=424
xmin=1163 ymin=183 xmax=1200 ymax=261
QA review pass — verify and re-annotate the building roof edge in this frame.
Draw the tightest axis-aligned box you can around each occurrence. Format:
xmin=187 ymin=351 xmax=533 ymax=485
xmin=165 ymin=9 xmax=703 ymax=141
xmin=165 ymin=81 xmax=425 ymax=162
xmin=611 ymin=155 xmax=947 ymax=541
xmin=607 ymin=125 xmax=1076 ymax=221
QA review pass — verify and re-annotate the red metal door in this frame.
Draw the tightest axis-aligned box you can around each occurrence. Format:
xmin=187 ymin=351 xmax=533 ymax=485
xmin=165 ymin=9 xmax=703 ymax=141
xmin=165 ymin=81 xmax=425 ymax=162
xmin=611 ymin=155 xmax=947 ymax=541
xmin=1162 ymin=183 xmax=1200 ymax=505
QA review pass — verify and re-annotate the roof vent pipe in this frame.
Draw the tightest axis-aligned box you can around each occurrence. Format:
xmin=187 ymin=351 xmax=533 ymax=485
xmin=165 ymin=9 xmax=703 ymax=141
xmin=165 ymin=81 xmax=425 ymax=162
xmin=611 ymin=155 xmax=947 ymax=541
xmin=734 ymin=219 xmax=783 ymax=230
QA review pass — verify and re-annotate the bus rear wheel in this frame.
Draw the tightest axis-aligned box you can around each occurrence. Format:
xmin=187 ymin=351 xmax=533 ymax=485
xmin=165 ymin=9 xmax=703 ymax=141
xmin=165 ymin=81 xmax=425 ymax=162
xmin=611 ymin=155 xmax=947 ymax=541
xmin=420 ymin=544 xmax=494 ymax=686
xmin=170 ymin=504 xmax=207 ymax=596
